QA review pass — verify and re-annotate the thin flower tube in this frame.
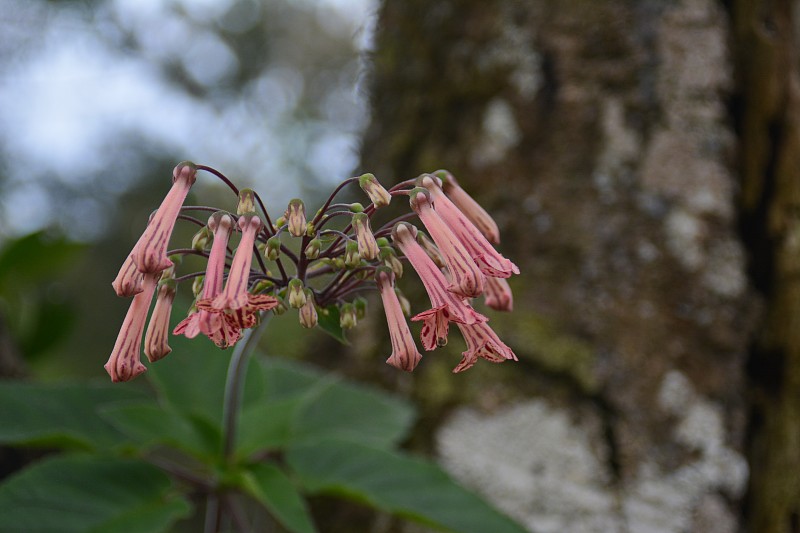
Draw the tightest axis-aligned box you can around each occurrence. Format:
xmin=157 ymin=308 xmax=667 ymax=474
xmin=392 ymin=222 xmax=486 ymax=351
xmin=104 ymin=273 xmax=159 ymax=382
xmin=377 ymin=268 xmax=422 ymax=371
xmin=435 ymin=169 xmax=500 ymax=244
xmin=144 ymin=279 xmax=176 ymax=362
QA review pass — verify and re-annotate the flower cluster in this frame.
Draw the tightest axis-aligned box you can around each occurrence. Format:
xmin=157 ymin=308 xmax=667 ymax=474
xmin=105 ymin=164 xmax=518 ymax=381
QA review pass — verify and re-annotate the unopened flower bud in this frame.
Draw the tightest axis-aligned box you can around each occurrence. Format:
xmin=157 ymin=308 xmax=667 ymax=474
xmin=376 ymin=237 xmax=390 ymax=248
xmin=272 ymin=297 xmax=287 ymax=316
xmin=344 ymin=240 xmax=361 ymax=268
xmin=274 ymin=216 xmax=286 ymax=230
xmin=333 ymin=257 xmax=346 ymax=270
xmin=435 ymin=169 xmax=500 ymax=244
xmin=349 ymin=202 xmax=364 ymax=213
xmin=380 ymin=246 xmax=403 ymax=278
xmin=306 ymin=222 xmax=316 ymax=237
xmin=266 ymin=236 xmax=281 ymax=261
xmin=251 ymin=279 xmax=274 ymax=293
xmin=192 ymin=226 xmax=212 ymax=251
xmin=192 ymin=275 xmax=205 ymax=297
xmin=340 ymin=303 xmax=357 ymax=329
xmin=352 ymin=213 xmax=379 ymax=261
xmin=416 ymin=231 xmax=445 ymax=269
xmin=285 ymin=199 xmax=306 ymax=238
xmin=305 ymin=238 xmax=321 ymax=259
xmin=395 ymin=287 xmax=411 ymax=317
xmin=359 ymin=173 xmax=391 ymax=207
xmin=288 ymin=279 xmax=306 ymax=308
xmin=237 ymin=188 xmax=257 ymax=216
xmin=354 ymin=296 xmax=367 ymax=320
xmin=299 ymin=290 xmax=318 ymax=328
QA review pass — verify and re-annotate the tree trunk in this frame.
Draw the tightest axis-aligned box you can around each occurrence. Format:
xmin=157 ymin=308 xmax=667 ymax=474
xmin=356 ymin=0 xmax=799 ymax=530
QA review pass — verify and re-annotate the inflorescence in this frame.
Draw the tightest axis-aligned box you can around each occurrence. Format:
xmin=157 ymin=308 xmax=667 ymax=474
xmin=105 ymin=162 xmax=519 ymax=382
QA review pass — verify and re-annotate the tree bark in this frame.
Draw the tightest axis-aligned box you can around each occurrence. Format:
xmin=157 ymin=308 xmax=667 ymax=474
xmin=358 ymin=0 xmax=778 ymax=531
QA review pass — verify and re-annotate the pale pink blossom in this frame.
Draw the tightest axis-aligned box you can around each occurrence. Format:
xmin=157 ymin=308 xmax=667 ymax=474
xmin=392 ymin=222 xmax=486 ymax=351
xmin=105 ymin=273 xmax=159 ymax=382
xmin=377 ymin=269 xmax=422 ymax=371
xmin=483 ymin=276 xmax=514 ymax=312
xmin=436 ymin=169 xmax=500 ymax=244
xmin=409 ymin=190 xmax=485 ymax=298
xmin=174 ymin=213 xmax=241 ymax=348
xmin=132 ymin=162 xmax=197 ymax=273
xmin=453 ymin=320 xmax=517 ymax=373
xmin=144 ymin=281 xmax=176 ymax=362
xmin=112 ymin=252 xmax=144 ymax=297
xmin=198 ymin=214 xmax=278 ymax=328
xmin=421 ymin=175 xmax=518 ymax=278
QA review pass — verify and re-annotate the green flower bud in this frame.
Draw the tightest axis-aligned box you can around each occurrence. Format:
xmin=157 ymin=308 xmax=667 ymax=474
xmin=299 ymin=290 xmax=318 ymax=328
xmin=192 ymin=275 xmax=205 ymax=298
xmin=266 ymin=236 xmax=281 ymax=261
xmin=394 ymin=287 xmax=411 ymax=317
xmin=349 ymin=202 xmax=364 ymax=213
xmin=305 ymin=238 xmax=321 ymax=260
xmin=237 ymin=188 xmax=257 ymax=215
xmin=380 ymin=246 xmax=403 ymax=278
xmin=251 ymin=279 xmax=274 ymax=293
xmin=344 ymin=240 xmax=361 ymax=268
xmin=285 ymin=199 xmax=306 ymax=238
xmin=272 ymin=297 xmax=287 ymax=316
xmin=353 ymin=296 xmax=367 ymax=320
xmin=191 ymin=226 xmax=212 ymax=251
xmin=288 ymin=279 xmax=306 ymax=308
xmin=358 ymin=173 xmax=391 ymax=207
xmin=340 ymin=303 xmax=357 ymax=329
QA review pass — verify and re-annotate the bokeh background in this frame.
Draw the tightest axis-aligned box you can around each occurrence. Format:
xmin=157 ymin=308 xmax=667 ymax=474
xmin=2 ymin=0 xmax=799 ymax=532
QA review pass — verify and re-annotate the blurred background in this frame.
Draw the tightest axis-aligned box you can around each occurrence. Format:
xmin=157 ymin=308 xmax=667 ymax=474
xmin=2 ymin=0 xmax=799 ymax=532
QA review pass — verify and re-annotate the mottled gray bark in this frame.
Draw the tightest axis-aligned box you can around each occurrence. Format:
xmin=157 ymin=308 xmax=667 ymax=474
xmin=359 ymin=0 xmax=771 ymax=531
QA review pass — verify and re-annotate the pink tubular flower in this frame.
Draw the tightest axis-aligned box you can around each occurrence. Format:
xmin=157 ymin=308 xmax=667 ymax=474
xmin=144 ymin=280 xmax=176 ymax=362
xmin=453 ymin=320 xmax=518 ymax=373
xmin=483 ymin=276 xmax=514 ymax=312
xmin=112 ymin=252 xmax=144 ymax=297
xmin=132 ymin=162 xmax=197 ymax=273
xmin=175 ymin=213 xmax=242 ymax=347
xmin=421 ymin=175 xmax=518 ymax=278
xmin=392 ymin=222 xmax=486 ymax=351
xmin=198 ymin=214 xmax=278 ymax=328
xmin=435 ymin=169 xmax=500 ymax=245
xmin=376 ymin=268 xmax=422 ymax=371
xmin=409 ymin=189 xmax=485 ymax=298
xmin=105 ymin=273 xmax=159 ymax=382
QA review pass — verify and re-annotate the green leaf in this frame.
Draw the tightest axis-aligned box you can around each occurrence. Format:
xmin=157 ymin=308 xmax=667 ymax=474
xmin=18 ymin=299 xmax=76 ymax=359
xmin=0 ymin=381 xmax=146 ymax=450
xmin=241 ymin=462 xmax=317 ymax=533
xmin=0 ymin=454 xmax=191 ymax=533
xmin=287 ymin=440 xmax=528 ymax=533
xmin=0 ymin=231 xmax=84 ymax=287
xmin=99 ymin=402 xmax=220 ymax=460
xmin=316 ymin=305 xmax=349 ymax=345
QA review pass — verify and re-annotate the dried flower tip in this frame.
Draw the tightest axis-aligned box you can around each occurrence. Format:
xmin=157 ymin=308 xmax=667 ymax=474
xmin=416 ymin=231 xmax=445 ymax=269
xmin=352 ymin=213 xmax=379 ymax=261
xmin=340 ymin=303 xmax=357 ymax=329
xmin=288 ymin=278 xmax=306 ymax=308
xmin=299 ymin=290 xmax=318 ymax=328
xmin=192 ymin=226 xmax=212 ymax=251
xmin=192 ymin=275 xmax=205 ymax=297
xmin=435 ymin=169 xmax=500 ymax=245
xmin=305 ymin=238 xmax=321 ymax=260
xmin=237 ymin=188 xmax=257 ymax=215
xmin=344 ymin=240 xmax=361 ymax=268
xmin=358 ymin=173 xmax=391 ymax=207
xmin=285 ymin=199 xmax=306 ymax=238
xmin=349 ymin=202 xmax=365 ymax=213
xmin=354 ymin=296 xmax=367 ymax=320
xmin=379 ymin=246 xmax=403 ymax=278
xmin=144 ymin=281 xmax=176 ymax=362
xmin=266 ymin=236 xmax=281 ymax=261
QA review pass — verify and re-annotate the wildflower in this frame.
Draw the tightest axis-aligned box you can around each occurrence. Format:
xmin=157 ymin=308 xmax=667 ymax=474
xmin=421 ymin=175 xmax=518 ymax=278
xmin=266 ymin=236 xmax=281 ymax=261
xmin=409 ymin=189 xmax=485 ymax=298
xmin=376 ymin=268 xmax=422 ymax=371
xmin=352 ymin=213 xmax=379 ymax=260
xmin=105 ymin=273 xmax=159 ymax=382
xmin=287 ymin=278 xmax=306 ymax=308
xmin=305 ymin=238 xmax=321 ymax=260
xmin=144 ymin=279 xmax=176 ymax=362
xmin=344 ymin=240 xmax=361 ymax=268
xmin=112 ymin=252 xmax=144 ymax=297
xmin=392 ymin=222 xmax=486 ymax=351
xmin=453 ymin=321 xmax=517 ymax=373
xmin=199 ymin=214 xmax=278 ymax=328
xmin=132 ymin=162 xmax=197 ymax=273
xmin=434 ymin=169 xmax=500 ymax=244
xmin=174 ymin=212 xmax=242 ymax=348
xmin=299 ymin=290 xmax=318 ymax=328
xmin=359 ymin=173 xmax=392 ymax=207
xmin=286 ymin=199 xmax=306 ymax=238
xmin=340 ymin=303 xmax=357 ymax=329
xmin=484 ymin=276 xmax=514 ymax=312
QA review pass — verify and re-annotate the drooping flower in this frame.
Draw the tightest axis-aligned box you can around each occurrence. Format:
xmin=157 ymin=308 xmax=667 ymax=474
xmin=420 ymin=175 xmax=518 ymax=278
xmin=286 ymin=199 xmax=306 ymax=238
xmin=132 ymin=162 xmax=197 ymax=273
xmin=112 ymin=252 xmax=144 ymax=297
xmin=392 ymin=222 xmax=486 ymax=350
xmin=409 ymin=189 xmax=485 ymax=298
xmin=359 ymin=173 xmax=392 ymax=207
xmin=174 ymin=212 xmax=241 ymax=348
xmin=484 ymin=276 xmax=514 ymax=312
xmin=198 ymin=214 xmax=278 ymax=328
xmin=144 ymin=279 xmax=176 ymax=362
xmin=434 ymin=169 xmax=500 ymax=244
xmin=287 ymin=278 xmax=306 ymax=308
xmin=375 ymin=268 xmax=422 ymax=371
xmin=352 ymin=213 xmax=379 ymax=261
xmin=453 ymin=320 xmax=517 ymax=373
xmin=298 ymin=290 xmax=318 ymax=328
xmin=105 ymin=273 xmax=159 ymax=382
